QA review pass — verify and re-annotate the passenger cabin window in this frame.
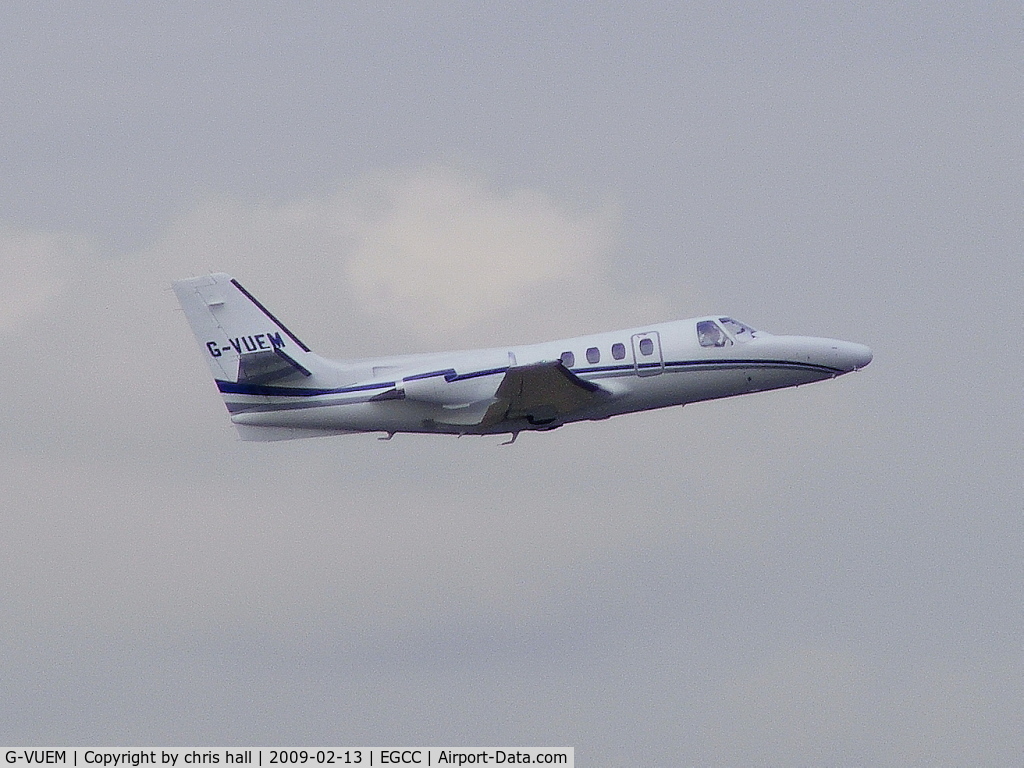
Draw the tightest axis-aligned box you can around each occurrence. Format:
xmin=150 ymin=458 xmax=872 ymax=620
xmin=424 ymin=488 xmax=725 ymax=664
xmin=611 ymin=342 xmax=626 ymax=360
xmin=560 ymin=351 xmax=575 ymax=367
xmin=719 ymin=317 xmax=758 ymax=342
xmin=586 ymin=347 xmax=600 ymax=364
xmin=697 ymin=320 xmax=731 ymax=348
xmin=639 ymin=337 xmax=654 ymax=356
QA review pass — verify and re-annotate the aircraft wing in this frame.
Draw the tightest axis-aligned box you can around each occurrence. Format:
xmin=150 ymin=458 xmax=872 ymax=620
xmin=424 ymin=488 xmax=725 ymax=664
xmin=478 ymin=360 xmax=607 ymax=427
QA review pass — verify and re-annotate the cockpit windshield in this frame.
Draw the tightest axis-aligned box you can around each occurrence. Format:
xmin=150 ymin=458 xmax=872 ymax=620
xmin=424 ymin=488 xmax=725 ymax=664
xmin=719 ymin=317 xmax=758 ymax=342
xmin=697 ymin=317 xmax=760 ymax=348
xmin=697 ymin=320 xmax=729 ymax=347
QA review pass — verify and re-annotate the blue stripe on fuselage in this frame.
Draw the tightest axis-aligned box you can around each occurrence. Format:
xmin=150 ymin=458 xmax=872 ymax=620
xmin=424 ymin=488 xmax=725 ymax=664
xmin=217 ymin=379 xmax=397 ymax=396
xmin=216 ymin=358 xmax=841 ymax=399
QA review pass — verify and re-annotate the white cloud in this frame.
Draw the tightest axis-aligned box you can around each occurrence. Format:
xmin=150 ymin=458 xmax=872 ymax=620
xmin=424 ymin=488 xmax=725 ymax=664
xmin=340 ymin=166 xmax=617 ymax=336
xmin=0 ymin=225 xmax=87 ymax=335
xmin=137 ymin=165 xmax=678 ymax=353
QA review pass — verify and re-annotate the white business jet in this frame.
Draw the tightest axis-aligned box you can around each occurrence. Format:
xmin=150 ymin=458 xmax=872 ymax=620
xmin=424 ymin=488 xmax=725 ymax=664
xmin=173 ymin=273 xmax=872 ymax=442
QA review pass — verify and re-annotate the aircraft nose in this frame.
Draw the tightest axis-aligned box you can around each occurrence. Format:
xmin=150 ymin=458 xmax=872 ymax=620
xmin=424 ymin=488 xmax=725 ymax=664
xmin=832 ymin=341 xmax=873 ymax=373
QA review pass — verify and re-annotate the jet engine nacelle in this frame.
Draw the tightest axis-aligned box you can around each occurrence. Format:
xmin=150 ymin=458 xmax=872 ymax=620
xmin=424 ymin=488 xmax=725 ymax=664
xmin=402 ymin=370 xmax=494 ymax=407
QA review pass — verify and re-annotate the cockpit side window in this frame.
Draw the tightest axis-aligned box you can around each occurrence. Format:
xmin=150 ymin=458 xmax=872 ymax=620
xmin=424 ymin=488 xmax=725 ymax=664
xmin=719 ymin=317 xmax=758 ymax=342
xmin=697 ymin=320 xmax=731 ymax=348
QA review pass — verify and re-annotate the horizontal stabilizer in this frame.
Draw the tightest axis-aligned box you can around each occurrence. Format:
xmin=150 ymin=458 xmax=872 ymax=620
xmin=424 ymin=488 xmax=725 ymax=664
xmin=236 ymin=347 xmax=312 ymax=385
xmin=233 ymin=424 xmax=358 ymax=442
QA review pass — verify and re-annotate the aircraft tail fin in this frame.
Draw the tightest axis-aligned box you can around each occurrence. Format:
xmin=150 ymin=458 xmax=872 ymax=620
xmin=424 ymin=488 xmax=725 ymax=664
xmin=172 ymin=272 xmax=321 ymax=381
xmin=172 ymin=273 xmax=339 ymax=438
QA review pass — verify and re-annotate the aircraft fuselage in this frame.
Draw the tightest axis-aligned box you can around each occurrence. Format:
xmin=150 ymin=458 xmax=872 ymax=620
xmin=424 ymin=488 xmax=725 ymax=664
xmin=173 ymin=274 xmax=871 ymax=441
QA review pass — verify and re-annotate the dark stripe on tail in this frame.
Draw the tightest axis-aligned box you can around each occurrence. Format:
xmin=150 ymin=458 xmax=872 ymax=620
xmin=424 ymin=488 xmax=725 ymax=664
xmin=230 ymin=279 xmax=312 ymax=352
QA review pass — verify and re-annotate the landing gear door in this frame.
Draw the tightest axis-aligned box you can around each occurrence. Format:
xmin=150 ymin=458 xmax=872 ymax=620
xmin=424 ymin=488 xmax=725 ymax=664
xmin=632 ymin=332 xmax=664 ymax=377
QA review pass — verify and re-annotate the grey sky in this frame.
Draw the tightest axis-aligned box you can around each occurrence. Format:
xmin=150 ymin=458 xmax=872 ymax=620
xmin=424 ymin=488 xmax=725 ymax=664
xmin=1 ymin=2 xmax=1021 ymax=763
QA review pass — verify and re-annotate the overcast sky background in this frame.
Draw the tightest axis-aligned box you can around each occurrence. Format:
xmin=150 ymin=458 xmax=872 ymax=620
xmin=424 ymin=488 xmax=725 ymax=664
xmin=1 ymin=2 xmax=1021 ymax=763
